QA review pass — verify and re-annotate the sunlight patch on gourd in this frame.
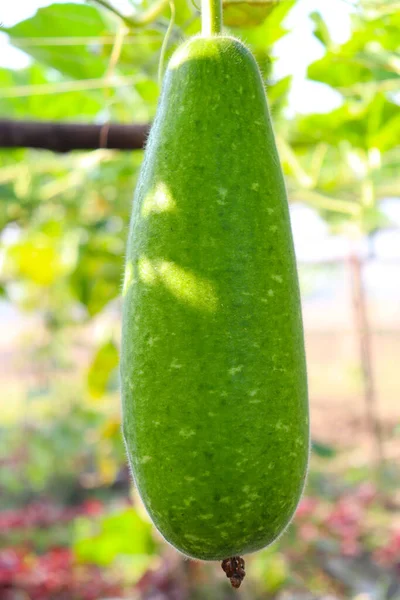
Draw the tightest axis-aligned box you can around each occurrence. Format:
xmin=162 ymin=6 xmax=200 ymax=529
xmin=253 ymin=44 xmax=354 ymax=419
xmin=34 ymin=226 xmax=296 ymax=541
xmin=220 ymin=497 xmax=231 ymax=504
xmin=218 ymin=187 xmax=228 ymax=198
xmin=249 ymin=492 xmax=260 ymax=500
xmin=179 ymin=428 xmax=196 ymax=438
xmin=141 ymin=182 xmax=177 ymax=217
xmin=228 ymin=365 xmax=244 ymax=376
xmin=138 ymin=256 xmax=157 ymax=285
xmin=158 ymin=260 xmax=219 ymax=311
xmin=184 ymin=534 xmax=203 ymax=542
xmin=122 ymin=262 xmax=135 ymax=296
xmin=170 ymin=359 xmax=183 ymax=369
xmin=276 ymin=420 xmax=290 ymax=432
xmin=138 ymin=258 xmax=219 ymax=312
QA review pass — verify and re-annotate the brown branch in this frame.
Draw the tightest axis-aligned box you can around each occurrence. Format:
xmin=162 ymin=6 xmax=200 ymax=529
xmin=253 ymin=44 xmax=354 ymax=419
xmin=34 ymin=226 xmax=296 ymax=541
xmin=0 ymin=119 xmax=150 ymax=153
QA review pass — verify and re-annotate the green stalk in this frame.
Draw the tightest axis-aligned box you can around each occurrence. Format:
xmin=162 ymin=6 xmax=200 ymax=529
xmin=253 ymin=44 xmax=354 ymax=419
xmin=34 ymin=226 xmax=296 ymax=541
xmin=158 ymin=0 xmax=176 ymax=87
xmin=201 ymin=0 xmax=222 ymax=35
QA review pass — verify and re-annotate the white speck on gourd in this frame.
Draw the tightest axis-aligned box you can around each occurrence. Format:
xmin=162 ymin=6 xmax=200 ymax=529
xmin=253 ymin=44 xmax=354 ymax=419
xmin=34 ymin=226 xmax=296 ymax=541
xmin=228 ymin=365 xmax=244 ymax=376
xmin=271 ymin=274 xmax=283 ymax=284
xmin=179 ymin=429 xmax=196 ymax=438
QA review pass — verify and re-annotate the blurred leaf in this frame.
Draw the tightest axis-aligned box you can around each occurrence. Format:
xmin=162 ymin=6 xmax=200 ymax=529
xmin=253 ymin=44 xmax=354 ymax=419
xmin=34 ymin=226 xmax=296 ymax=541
xmin=87 ymin=340 xmax=119 ymax=399
xmin=97 ymin=452 xmax=119 ymax=484
xmin=308 ymin=11 xmax=400 ymax=90
xmin=73 ymin=507 xmax=156 ymax=566
xmin=309 ymin=11 xmax=332 ymax=48
xmin=71 ymin=226 xmax=125 ymax=317
xmin=135 ymin=77 xmax=160 ymax=106
xmin=5 ymin=227 xmax=78 ymax=286
xmin=312 ymin=440 xmax=337 ymax=459
xmin=291 ymin=94 xmax=400 ymax=152
xmin=369 ymin=111 xmax=400 ymax=153
xmin=5 ymin=4 xmax=110 ymax=80
xmin=268 ymin=74 xmax=292 ymax=103
xmin=101 ymin=417 xmax=121 ymax=439
xmin=172 ymin=0 xmax=196 ymax=27
xmin=238 ymin=0 xmax=296 ymax=70
xmin=223 ymin=0 xmax=279 ymax=28
xmin=249 ymin=548 xmax=288 ymax=593
xmin=0 ymin=64 xmax=103 ymax=119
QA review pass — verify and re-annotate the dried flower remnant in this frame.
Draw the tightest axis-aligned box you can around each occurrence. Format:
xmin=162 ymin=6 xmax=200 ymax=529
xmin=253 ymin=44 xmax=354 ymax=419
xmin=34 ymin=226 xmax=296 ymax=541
xmin=221 ymin=556 xmax=246 ymax=588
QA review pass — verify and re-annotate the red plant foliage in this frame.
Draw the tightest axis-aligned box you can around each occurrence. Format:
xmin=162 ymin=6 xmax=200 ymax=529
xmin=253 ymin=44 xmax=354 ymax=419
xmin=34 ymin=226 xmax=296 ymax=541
xmin=0 ymin=499 xmax=103 ymax=531
xmin=0 ymin=547 xmax=125 ymax=600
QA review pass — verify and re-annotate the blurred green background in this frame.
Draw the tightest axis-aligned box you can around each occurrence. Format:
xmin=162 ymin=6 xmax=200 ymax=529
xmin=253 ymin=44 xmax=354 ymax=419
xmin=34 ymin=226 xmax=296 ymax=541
xmin=0 ymin=0 xmax=399 ymax=598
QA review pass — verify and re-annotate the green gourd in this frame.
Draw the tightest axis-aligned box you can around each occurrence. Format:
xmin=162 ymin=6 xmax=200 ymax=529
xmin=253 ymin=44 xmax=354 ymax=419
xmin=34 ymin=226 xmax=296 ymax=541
xmin=121 ymin=34 xmax=309 ymax=563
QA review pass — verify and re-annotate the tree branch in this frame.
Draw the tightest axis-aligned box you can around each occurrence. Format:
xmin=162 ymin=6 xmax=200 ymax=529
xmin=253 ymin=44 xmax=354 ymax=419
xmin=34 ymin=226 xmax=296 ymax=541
xmin=87 ymin=0 xmax=169 ymax=28
xmin=0 ymin=120 xmax=150 ymax=153
xmin=86 ymin=0 xmax=139 ymax=27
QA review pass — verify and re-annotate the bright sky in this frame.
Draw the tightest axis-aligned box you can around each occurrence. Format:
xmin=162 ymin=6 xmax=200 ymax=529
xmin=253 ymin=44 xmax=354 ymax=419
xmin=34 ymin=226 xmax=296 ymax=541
xmin=273 ymin=0 xmax=352 ymax=114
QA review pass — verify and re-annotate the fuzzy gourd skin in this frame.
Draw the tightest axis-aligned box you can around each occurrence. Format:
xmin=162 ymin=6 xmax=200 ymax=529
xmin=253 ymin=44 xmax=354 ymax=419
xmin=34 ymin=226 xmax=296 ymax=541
xmin=121 ymin=35 xmax=309 ymax=561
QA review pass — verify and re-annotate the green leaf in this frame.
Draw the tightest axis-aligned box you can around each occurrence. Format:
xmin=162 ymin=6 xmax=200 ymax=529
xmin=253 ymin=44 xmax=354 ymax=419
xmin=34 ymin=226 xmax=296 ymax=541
xmin=308 ymin=53 xmax=372 ymax=89
xmin=309 ymin=11 xmax=332 ymax=48
xmin=249 ymin=548 xmax=288 ymax=593
xmin=73 ymin=507 xmax=156 ymax=566
xmin=70 ymin=219 xmax=126 ymax=317
xmin=312 ymin=440 xmax=337 ymax=459
xmin=171 ymin=0 xmax=195 ymax=27
xmin=223 ymin=0 xmax=279 ymax=28
xmin=308 ymin=12 xmax=400 ymax=90
xmin=238 ymin=0 xmax=296 ymax=48
xmin=135 ymin=77 xmax=160 ymax=108
xmin=5 ymin=3 xmax=110 ymax=80
xmin=4 ymin=225 xmax=78 ymax=286
xmin=267 ymin=75 xmax=292 ymax=114
xmin=87 ymin=340 xmax=119 ymax=399
xmin=0 ymin=64 xmax=103 ymax=120
xmin=369 ymin=110 xmax=400 ymax=152
xmin=290 ymin=95 xmax=400 ymax=152
xmin=4 ymin=0 xmax=168 ymax=121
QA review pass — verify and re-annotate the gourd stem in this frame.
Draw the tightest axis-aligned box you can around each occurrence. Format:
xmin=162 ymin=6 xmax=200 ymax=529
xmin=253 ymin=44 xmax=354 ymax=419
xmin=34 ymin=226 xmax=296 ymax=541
xmin=201 ymin=0 xmax=222 ymax=36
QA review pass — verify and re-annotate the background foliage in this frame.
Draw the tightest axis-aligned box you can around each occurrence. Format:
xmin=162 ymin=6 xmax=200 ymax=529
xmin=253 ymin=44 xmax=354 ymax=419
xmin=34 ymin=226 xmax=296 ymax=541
xmin=0 ymin=1 xmax=399 ymax=599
